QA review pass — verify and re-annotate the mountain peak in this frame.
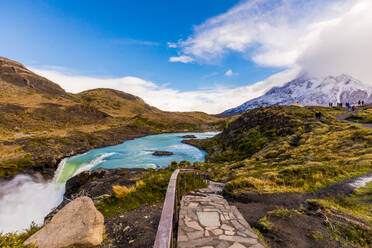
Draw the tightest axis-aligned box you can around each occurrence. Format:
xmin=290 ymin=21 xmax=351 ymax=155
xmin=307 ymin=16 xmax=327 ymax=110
xmin=223 ymin=74 xmax=372 ymax=114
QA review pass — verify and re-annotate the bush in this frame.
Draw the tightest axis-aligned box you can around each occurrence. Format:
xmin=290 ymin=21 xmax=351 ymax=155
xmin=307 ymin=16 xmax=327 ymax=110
xmin=112 ymin=185 xmax=134 ymax=199
xmin=0 ymin=222 xmax=40 ymax=248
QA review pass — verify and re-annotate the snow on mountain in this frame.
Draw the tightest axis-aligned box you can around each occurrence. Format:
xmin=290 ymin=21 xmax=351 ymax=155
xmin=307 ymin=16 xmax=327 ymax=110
xmin=223 ymin=74 xmax=372 ymax=114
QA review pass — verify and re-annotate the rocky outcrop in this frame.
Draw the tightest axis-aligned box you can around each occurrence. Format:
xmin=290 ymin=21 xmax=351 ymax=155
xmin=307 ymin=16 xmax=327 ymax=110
xmin=26 ymin=197 xmax=105 ymax=248
xmin=0 ymin=56 xmax=68 ymax=96
xmin=181 ymin=135 xmax=197 ymax=138
xmin=152 ymin=151 xmax=174 ymax=156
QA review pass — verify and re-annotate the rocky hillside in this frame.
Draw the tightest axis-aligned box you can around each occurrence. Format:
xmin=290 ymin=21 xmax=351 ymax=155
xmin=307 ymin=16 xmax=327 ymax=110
xmin=223 ymin=74 xmax=372 ymax=114
xmin=0 ymin=57 xmax=68 ymax=96
xmin=0 ymin=57 xmax=226 ymax=179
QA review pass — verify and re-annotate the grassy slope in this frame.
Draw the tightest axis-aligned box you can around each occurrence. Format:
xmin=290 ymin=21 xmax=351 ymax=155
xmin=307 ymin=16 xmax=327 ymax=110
xmin=0 ymin=57 xmax=227 ymax=178
xmin=187 ymin=105 xmax=372 ymax=247
xmin=347 ymin=108 xmax=372 ymax=123
xmin=191 ymin=106 xmax=371 ymax=195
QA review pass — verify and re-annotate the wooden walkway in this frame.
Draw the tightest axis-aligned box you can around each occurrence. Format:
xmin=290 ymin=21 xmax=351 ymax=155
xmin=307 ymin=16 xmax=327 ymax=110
xmin=177 ymin=181 xmax=264 ymax=248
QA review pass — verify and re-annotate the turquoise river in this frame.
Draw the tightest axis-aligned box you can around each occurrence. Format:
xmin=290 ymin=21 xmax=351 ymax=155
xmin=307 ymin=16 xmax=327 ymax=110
xmin=0 ymin=132 xmax=218 ymax=233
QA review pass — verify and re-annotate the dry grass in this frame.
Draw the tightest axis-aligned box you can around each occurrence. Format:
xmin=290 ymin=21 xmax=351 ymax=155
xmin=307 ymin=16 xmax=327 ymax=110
xmin=113 ymin=185 xmax=135 ymax=199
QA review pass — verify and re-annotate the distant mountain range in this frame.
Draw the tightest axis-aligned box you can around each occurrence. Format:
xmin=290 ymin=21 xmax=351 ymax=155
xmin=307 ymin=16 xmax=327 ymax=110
xmin=223 ymin=74 xmax=372 ymax=114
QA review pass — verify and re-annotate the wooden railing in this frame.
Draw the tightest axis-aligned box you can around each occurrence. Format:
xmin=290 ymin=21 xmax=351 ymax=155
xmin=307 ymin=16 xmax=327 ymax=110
xmin=153 ymin=169 xmax=209 ymax=248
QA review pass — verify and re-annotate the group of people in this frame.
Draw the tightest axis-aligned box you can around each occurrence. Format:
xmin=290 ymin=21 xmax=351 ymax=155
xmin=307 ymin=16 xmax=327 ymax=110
xmin=329 ymin=100 xmax=366 ymax=112
xmin=345 ymin=102 xmax=355 ymax=112
xmin=330 ymin=101 xmax=365 ymax=107
xmin=316 ymin=99 xmax=367 ymax=121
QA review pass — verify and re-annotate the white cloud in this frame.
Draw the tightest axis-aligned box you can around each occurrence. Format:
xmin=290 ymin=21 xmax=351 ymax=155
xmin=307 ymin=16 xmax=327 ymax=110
xmin=297 ymin=0 xmax=372 ymax=83
xmin=168 ymin=55 xmax=194 ymax=63
xmin=225 ymin=69 xmax=233 ymax=77
xmin=30 ymin=67 xmax=299 ymax=114
xmin=171 ymin=0 xmax=372 ymax=84
xmin=167 ymin=42 xmax=177 ymax=48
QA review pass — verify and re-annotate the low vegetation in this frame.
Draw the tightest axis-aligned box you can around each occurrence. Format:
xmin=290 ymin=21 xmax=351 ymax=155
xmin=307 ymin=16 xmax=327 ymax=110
xmin=96 ymin=161 xmax=207 ymax=218
xmin=267 ymin=208 xmax=298 ymax=218
xmin=0 ymin=155 xmax=34 ymax=177
xmin=308 ymin=191 xmax=372 ymax=247
xmin=0 ymin=222 xmax=40 ymax=248
xmin=347 ymin=108 xmax=372 ymax=123
xmin=309 ymin=182 xmax=372 ymax=226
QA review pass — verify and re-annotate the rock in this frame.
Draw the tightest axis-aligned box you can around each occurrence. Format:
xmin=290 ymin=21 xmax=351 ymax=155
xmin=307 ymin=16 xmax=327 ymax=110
xmin=152 ymin=151 xmax=174 ymax=156
xmin=181 ymin=135 xmax=197 ymax=138
xmin=197 ymin=211 xmax=220 ymax=227
xmin=25 ymin=197 xmax=105 ymax=248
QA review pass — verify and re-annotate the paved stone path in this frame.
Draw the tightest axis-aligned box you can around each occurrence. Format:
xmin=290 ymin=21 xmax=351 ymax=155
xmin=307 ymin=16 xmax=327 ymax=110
xmin=177 ymin=181 xmax=264 ymax=248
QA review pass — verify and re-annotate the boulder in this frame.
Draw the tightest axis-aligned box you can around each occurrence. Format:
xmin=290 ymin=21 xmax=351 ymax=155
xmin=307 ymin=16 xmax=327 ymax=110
xmin=25 ymin=196 xmax=104 ymax=248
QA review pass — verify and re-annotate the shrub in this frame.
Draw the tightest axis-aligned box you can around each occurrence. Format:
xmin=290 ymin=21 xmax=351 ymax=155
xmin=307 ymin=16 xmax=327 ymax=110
xmin=267 ymin=209 xmax=297 ymax=218
xmin=112 ymin=185 xmax=134 ymax=199
xmin=310 ymin=231 xmax=324 ymax=241
xmin=0 ymin=222 xmax=40 ymax=248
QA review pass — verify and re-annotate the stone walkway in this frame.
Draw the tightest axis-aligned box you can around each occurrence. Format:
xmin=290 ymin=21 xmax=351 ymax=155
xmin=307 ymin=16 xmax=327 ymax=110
xmin=177 ymin=181 xmax=264 ymax=248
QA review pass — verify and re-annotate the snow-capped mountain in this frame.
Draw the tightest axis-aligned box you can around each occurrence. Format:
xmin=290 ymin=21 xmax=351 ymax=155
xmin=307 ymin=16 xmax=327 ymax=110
xmin=223 ymin=74 xmax=372 ymax=114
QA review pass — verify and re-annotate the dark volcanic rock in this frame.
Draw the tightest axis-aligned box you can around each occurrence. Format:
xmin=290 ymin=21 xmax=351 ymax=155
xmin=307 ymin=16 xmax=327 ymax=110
xmin=152 ymin=151 xmax=174 ymax=156
xmin=99 ymin=204 xmax=162 ymax=248
xmin=64 ymin=168 xmax=146 ymax=199
xmin=181 ymin=135 xmax=197 ymax=138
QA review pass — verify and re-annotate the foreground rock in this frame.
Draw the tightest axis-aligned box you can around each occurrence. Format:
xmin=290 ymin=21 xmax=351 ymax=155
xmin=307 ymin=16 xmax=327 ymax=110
xmin=152 ymin=151 xmax=174 ymax=156
xmin=26 ymin=197 xmax=105 ymax=248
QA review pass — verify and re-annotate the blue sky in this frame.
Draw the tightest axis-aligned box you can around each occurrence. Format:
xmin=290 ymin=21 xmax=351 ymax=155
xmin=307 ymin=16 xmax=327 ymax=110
xmin=0 ymin=0 xmax=281 ymax=91
xmin=1 ymin=0 xmax=370 ymax=113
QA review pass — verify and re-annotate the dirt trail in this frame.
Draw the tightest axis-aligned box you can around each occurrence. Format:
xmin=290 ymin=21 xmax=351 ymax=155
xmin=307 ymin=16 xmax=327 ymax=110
xmin=335 ymin=104 xmax=372 ymax=129
xmin=229 ymin=172 xmax=372 ymax=225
